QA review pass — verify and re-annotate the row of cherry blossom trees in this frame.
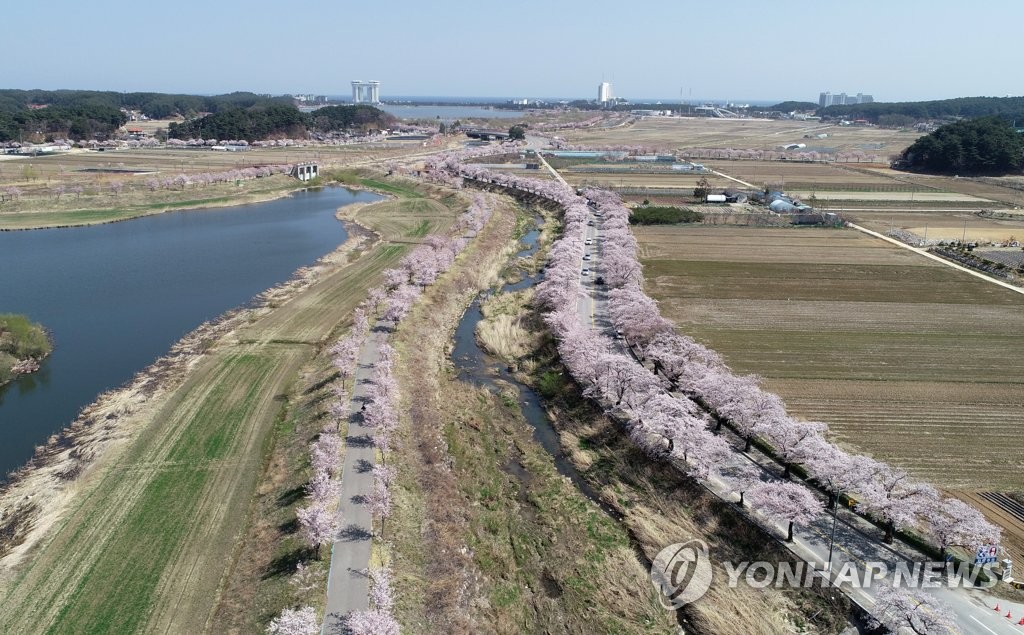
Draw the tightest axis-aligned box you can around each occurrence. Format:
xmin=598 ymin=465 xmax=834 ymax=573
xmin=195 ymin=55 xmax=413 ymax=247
xmin=143 ymin=164 xmax=293 ymax=192
xmin=430 ymin=157 xmax=1000 ymax=561
xmin=678 ymin=147 xmax=883 ymax=163
xmin=343 ymin=192 xmax=495 ymax=635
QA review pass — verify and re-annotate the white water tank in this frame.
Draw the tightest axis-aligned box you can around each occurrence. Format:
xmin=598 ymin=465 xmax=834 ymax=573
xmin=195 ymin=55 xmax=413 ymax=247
xmin=706 ymin=194 xmax=727 ymax=203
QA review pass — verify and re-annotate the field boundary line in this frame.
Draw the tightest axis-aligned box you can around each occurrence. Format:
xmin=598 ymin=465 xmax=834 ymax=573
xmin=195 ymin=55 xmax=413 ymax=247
xmin=847 ymin=223 xmax=1024 ymax=297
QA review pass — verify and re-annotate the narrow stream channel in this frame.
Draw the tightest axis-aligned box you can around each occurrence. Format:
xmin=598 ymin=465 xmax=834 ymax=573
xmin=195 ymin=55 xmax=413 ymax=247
xmin=450 ymin=216 xmax=622 ymax=520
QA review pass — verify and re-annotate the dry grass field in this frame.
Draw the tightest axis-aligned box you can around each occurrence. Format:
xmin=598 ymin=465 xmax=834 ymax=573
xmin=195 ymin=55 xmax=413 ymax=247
xmin=0 ymin=176 xmax=459 ymax=634
xmin=0 ymin=144 xmax=440 ymax=229
xmin=565 ymin=117 xmax=923 ymax=154
xmin=636 ymin=225 xmax=1024 ymax=490
xmin=850 ymin=209 xmax=1024 ymax=243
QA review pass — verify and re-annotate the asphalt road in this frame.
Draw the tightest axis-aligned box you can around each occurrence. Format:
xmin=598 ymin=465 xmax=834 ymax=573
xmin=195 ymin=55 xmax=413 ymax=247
xmin=571 ymin=191 xmax=1024 ymax=634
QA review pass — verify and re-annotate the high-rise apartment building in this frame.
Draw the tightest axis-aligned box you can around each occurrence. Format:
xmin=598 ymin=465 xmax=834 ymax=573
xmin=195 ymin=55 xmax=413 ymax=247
xmin=351 ymin=81 xmax=381 ymax=104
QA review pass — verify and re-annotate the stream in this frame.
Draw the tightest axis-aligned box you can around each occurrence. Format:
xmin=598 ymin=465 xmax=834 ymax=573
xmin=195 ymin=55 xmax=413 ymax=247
xmin=449 ymin=216 xmax=621 ymax=520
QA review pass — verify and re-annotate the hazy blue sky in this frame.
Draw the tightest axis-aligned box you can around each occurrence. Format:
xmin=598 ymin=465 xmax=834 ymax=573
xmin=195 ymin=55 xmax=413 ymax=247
xmin=3 ymin=0 xmax=1021 ymax=103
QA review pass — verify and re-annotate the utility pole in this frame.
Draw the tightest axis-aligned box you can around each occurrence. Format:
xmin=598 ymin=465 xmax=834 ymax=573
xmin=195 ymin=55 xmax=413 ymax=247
xmin=827 ymin=499 xmax=839 ymax=572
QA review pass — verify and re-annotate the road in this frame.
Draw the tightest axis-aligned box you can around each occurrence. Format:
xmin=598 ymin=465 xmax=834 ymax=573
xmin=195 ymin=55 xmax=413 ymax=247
xmin=567 ymin=185 xmax=1024 ymax=634
xmin=322 ymin=324 xmax=388 ymax=634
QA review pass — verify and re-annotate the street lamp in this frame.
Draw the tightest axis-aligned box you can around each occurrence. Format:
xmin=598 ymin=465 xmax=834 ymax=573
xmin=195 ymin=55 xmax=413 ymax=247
xmin=827 ymin=493 xmax=840 ymax=573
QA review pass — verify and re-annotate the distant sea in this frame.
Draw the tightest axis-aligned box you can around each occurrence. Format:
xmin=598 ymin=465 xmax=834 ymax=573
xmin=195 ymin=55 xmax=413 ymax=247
xmin=313 ymin=95 xmax=787 ymax=121
xmin=324 ymin=95 xmax=785 ymax=107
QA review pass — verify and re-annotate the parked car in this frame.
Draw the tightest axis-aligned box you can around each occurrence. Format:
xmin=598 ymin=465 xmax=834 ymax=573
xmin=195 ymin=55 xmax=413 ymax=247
xmin=583 ymin=254 xmax=592 ymax=260
xmin=582 ymin=268 xmax=590 ymax=275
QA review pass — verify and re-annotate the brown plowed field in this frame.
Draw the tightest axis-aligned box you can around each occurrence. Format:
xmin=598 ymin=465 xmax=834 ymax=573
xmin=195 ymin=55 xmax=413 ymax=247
xmin=637 ymin=226 xmax=1024 ymax=495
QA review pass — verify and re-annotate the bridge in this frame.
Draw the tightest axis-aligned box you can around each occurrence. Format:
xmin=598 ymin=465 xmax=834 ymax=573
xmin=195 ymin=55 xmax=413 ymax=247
xmin=464 ymin=129 xmax=510 ymax=140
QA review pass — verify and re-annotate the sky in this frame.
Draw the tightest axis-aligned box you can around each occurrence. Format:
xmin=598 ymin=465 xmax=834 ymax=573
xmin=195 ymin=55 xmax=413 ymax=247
xmin=2 ymin=0 xmax=1022 ymax=103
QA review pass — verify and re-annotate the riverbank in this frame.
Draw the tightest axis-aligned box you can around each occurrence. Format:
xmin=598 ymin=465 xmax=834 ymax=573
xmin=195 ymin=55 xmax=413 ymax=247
xmin=384 ymin=197 xmax=677 ymax=632
xmin=0 ymin=314 xmax=51 ymax=387
xmin=466 ymin=202 xmax=850 ymax=635
xmin=0 ymin=177 xmax=444 ymax=633
xmin=0 ymin=175 xmax=307 ymax=231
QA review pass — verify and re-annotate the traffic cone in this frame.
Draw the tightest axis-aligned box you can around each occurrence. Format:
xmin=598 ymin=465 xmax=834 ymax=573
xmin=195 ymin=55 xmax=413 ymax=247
xmin=996 ymin=603 xmax=1001 ymax=611
xmin=1016 ymin=616 xmax=1024 ymax=625
xmin=1006 ymin=611 xmax=1013 ymax=619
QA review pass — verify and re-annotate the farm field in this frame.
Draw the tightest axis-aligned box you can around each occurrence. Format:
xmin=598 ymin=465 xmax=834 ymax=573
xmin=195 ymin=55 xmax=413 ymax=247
xmin=635 ymin=224 xmax=1024 ymax=485
xmin=846 ymin=209 xmax=1024 ymax=243
xmin=0 ymin=178 xmax=458 ymax=633
xmin=564 ymin=116 xmax=923 ymax=154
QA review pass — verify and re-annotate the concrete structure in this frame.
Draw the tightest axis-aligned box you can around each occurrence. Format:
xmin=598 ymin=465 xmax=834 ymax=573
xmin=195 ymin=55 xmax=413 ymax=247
xmin=820 ymin=91 xmax=874 ymax=107
xmin=598 ymin=81 xmax=613 ymax=104
xmin=351 ymin=81 xmax=380 ymax=104
xmin=290 ymin=162 xmax=319 ymax=181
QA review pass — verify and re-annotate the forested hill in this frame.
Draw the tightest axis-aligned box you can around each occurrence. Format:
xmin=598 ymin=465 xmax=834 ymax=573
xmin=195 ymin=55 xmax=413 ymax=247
xmin=0 ymin=90 xmax=292 ymax=142
xmin=820 ymin=96 xmax=1024 ymax=125
xmin=168 ymin=104 xmax=397 ymax=141
xmin=899 ymin=116 xmax=1024 ymax=175
xmin=766 ymin=101 xmax=818 ymax=112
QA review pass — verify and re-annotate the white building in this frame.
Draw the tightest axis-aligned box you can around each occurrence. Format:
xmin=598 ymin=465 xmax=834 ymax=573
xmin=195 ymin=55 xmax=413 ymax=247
xmin=598 ymin=82 xmax=613 ymax=104
xmin=352 ymin=81 xmax=381 ymax=104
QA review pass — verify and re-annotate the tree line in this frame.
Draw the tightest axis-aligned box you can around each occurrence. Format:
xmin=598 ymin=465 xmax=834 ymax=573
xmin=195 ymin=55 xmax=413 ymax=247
xmin=167 ymin=104 xmax=397 ymax=142
xmin=899 ymin=116 xmax=1024 ymax=175
xmin=0 ymin=90 xmax=296 ymax=142
xmin=820 ymin=95 xmax=1024 ymax=124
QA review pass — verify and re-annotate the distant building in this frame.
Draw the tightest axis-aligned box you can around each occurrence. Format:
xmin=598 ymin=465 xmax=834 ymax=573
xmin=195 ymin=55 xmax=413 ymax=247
xmin=598 ymin=82 xmax=613 ymax=104
xmin=351 ymin=81 xmax=381 ymax=104
xmin=820 ymin=91 xmax=874 ymax=107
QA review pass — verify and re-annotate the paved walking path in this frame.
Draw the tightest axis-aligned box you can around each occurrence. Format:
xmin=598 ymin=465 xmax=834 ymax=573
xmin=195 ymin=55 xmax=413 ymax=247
xmin=322 ymin=324 xmax=388 ymax=634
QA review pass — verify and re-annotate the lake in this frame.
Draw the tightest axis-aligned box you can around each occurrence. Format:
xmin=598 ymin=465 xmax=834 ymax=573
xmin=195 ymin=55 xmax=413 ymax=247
xmin=0 ymin=186 xmax=380 ymax=478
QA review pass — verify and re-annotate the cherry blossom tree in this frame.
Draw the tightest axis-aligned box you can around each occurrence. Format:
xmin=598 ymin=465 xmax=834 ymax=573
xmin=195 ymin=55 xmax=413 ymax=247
xmin=857 ymin=462 xmax=939 ymax=543
xmin=803 ymin=441 xmax=861 ymax=509
xmin=746 ymin=480 xmax=823 ymax=541
xmin=296 ymin=502 xmax=337 ymax=558
xmin=924 ymin=497 xmax=1001 ymax=558
xmin=266 ymin=605 xmax=319 ymax=635
xmin=757 ymin=419 xmax=827 ymax=479
xmin=346 ymin=610 xmax=399 ymax=635
xmin=872 ymin=585 xmax=959 ymax=635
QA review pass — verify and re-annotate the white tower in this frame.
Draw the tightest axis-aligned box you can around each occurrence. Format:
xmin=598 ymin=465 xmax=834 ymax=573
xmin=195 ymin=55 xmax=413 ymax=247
xmin=598 ymin=82 xmax=613 ymax=104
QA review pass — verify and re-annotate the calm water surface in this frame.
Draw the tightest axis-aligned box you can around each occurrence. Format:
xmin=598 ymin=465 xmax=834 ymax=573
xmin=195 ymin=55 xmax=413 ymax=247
xmin=0 ymin=186 xmax=380 ymax=478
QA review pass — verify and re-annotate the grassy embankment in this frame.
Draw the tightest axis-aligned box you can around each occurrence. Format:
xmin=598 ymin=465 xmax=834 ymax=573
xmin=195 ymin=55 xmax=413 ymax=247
xmin=467 ymin=212 xmax=850 ymax=634
xmin=0 ymin=174 xmax=456 ymax=634
xmin=384 ymin=199 xmax=678 ymax=633
xmin=0 ymin=314 xmax=51 ymax=386
xmin=0 ymin=144 xmax=435 ymax=230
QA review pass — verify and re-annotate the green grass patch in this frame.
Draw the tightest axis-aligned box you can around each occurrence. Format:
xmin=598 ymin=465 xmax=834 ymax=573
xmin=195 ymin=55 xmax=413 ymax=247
xmin=629 ymin=205 xmax=703 ymax=225
xmin=358 ymin=178 xmax=423 ymax=199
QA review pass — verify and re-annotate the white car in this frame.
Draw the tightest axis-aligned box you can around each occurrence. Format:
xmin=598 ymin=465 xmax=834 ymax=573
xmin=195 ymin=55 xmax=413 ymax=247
xmin=585 ymin=239 xmax=593 ymax=245
xmin=583 ymin=254 xmax=592 ymax=260
xmin=582 ymin=268 xmax=590 ymax=275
